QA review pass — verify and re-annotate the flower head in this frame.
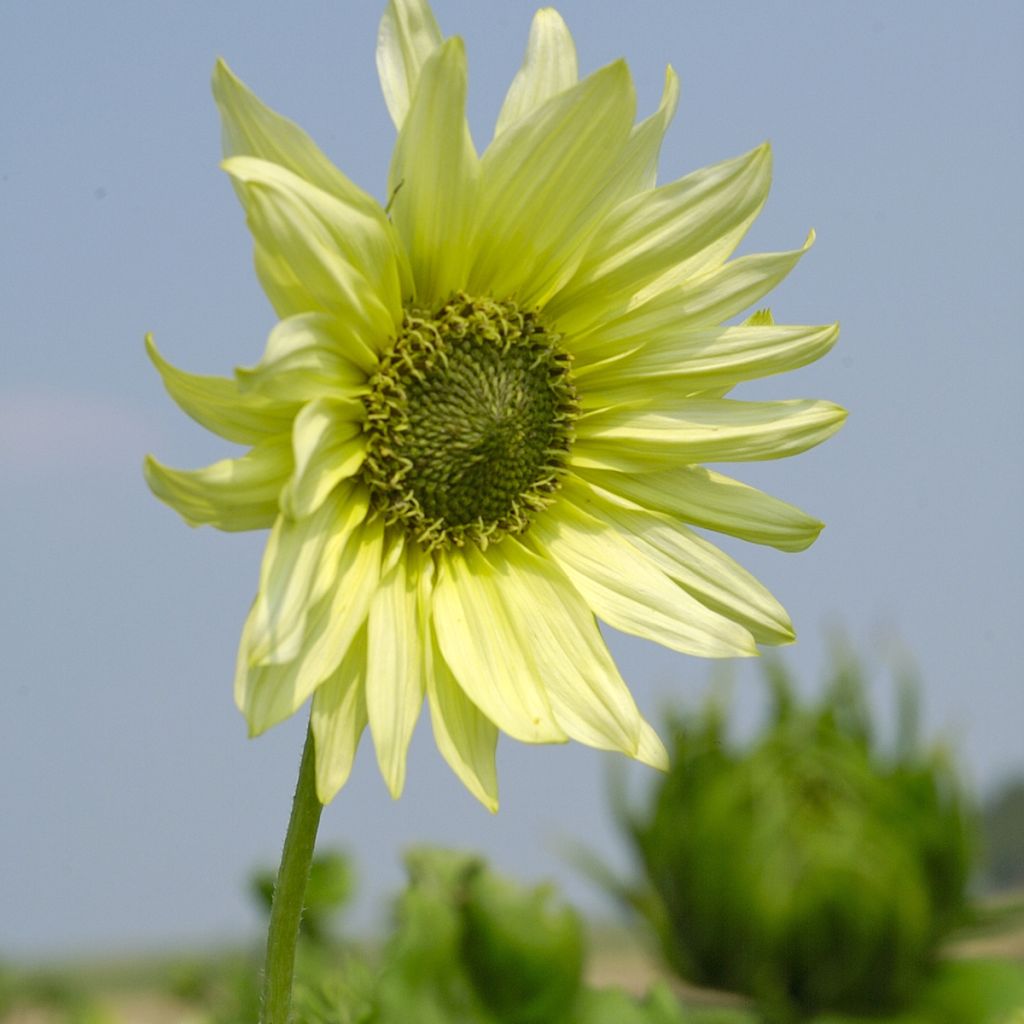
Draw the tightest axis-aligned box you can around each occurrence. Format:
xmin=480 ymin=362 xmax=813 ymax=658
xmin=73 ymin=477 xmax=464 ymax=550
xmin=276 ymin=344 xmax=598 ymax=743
xmin=145 ymin=0 xmax=845 ymax=810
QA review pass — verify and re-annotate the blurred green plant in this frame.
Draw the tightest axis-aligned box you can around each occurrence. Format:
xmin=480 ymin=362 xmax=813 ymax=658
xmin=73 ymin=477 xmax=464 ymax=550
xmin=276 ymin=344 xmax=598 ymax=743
xmin=608 ymin=651 xmax=977 ymax=1021
xmin=982 ymin=777 xmax=1024 ymax=892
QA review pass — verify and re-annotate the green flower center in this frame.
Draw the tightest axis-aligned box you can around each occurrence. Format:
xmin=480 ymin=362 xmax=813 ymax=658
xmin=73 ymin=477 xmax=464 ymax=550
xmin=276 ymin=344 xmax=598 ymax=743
xmin=362 ymin=293 xmax=578 ymax=549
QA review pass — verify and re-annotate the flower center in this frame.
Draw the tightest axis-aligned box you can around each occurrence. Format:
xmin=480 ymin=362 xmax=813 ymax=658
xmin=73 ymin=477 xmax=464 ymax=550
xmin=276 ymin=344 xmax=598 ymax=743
xmin=362 ymin=293 xmax=577 ymax=549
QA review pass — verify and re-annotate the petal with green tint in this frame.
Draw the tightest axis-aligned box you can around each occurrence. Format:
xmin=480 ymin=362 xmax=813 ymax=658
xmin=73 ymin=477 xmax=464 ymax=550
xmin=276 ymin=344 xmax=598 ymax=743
xmin=236 ymin=313 xmax=373 ymax=402
xmin=530 ymin=499 xmax=756 ymax=659
xmin=577 ymin=322 xmax=841 ymax=407
xmin=579 ymin=465 xmax=824 ymax=553
xmin=223 ymin=156 xmax=402 ymax=339
xmin=426 ymin=624 xmax=499 ymax=811
xmin=248 ymin=483 xmax=370 ymax=666
xmin=615 ymin=65 xmax=680 ymax=196
xmin=311 ymin=626 xmax=369 ymax=803
xmin=367 ymin=536 xmax=424 ymax=798
xmin=549 ymin=144 xmax=771 ymax=334
xmin=566 ymin=479 xmax=795 ymax=645
xmin=213 ymin=59 xmax=385 ymax=220
xmin=388 ymin=38 xmax=479 ymax=306
xmin=469 ymin=61 xmax=636 ymax=307
xmin=236 ymin=516 xmax=383 ymax=734
xmin=144 ymin=436 xmax=292 ymax=532
xmin=281 ymin=399 xmax=367 ymax=520
xmin=486 ymin=538 xmax=649 ymax=758
xmin=637 ymin=721 xmax=669 ymax=772
xmin=433 ymin=545 xmax=566 ymax=744
xmin=573 ymin=398 xmax=847 ymax=472
xmin=494 ymin=8 xmax=578 ymax=136
xmin=146 ymin=334 xmax=296 ymax=444
xmin=376 ymin=0 xmax=444 ymax=128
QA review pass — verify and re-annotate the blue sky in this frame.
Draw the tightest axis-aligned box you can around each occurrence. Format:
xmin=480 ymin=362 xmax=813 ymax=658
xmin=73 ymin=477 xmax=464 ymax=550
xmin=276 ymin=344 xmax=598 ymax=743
xmin=2 ymin=0 xmax=1022 ymax=958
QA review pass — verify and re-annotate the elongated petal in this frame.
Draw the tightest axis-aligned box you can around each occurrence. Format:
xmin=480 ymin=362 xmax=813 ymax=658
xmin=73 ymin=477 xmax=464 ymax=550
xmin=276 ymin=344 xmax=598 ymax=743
xmin=144 ymin=436 xmax=292 ymax=531
xmin=573 ymin=398 xmax=847 ymax=472
xmin=367 ymin=536 xmax=424 ymax=798
xmin=223 ymin=156 xmax=402 ymax=339
xmin=377 ymin=0 xmax=443 ymax=128
xmin=470 ymin=61 xmax=636 ymax=307
xmin=549 ymin=144 xmax=771 ymax=334
xmin=236 ymin=314 xmax=373 ymax=403
xmin=146 ymin=334 xmax=296 ymax=444
xmin=615 ymin=65 xmax=680 ymax=196
xmin=579 ymin=466 xmax=823 ymax=552
xmin=530 ymin=497 xmax=757 ymax=658
xmin=311 ymin=626 xmax=369 ymax=803
xmin=389 ymin=38 xmax=479 ymax=305
xmin=236 ymin=516 xmax=383 ymax=734
xmin=426 ymin=625 xmax=499 ymax=811
xmin=248 ymin=483 xmax=369 ymax=666
xmin=578 ymin=322 xmax=840 ymax=407
xmin=281 ymin=399 xmax=367 ymax=520
xmin=433 ymin=545 xmax=565 ymax=744
xmin=495 ymin=8 xmax=578 ymax=136
xmin=483 ymin=538 xmax=650 ymax=758
xmin=213 ymin=58 xmax=383 ymax=219
xmin=567 ymin=479 xmax=795 ymax=645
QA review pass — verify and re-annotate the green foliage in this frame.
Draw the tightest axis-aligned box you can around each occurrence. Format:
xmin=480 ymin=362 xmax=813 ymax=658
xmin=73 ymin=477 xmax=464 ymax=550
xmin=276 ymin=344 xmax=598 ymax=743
xmin=982 ymin=777 xmax=1024 ymax=891
xmin=618 ymin=653 xmax=976 ymax=1021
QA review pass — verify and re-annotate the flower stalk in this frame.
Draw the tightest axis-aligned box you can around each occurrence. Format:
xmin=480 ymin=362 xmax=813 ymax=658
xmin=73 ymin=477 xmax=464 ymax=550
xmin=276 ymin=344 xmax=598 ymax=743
xmin=260 ymin=724 xmax=323 ymax=1024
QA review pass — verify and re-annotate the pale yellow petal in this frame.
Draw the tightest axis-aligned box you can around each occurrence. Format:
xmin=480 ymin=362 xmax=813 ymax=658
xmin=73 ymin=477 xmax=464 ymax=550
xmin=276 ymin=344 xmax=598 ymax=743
xmin=573 ymin=398 xmax=847 ymax=472
xmin=311 ymin=626 xmax=369 ymax=803
xmin=549 ymin=144 xmax=771 ymax=334
xmin=223 ymin=156 xmax=402 ymax=340
xmin=248 ymin=483 xmax=369 ymax=666
xmin=432 ymin=545 xmax=565 ymax=744
xmin=578 ymin=465 xmax=824 ymax=553
xmin=388 ymin=37 xmax=479 ymax=305
xmin=146 ymin=335 xmax=295 ymax=444
xmin=615 ymin=65 xmax=680 ymax=196
xmin=376 ymin=0 xmax=444 ymax=128
xmin=494 ymin=8 xmax=578 ymax=136
xmin=236 ymin=313 xmax=374 ymax=402
xmin=426 ymin=627 xmax=499 ymax=812
xmin=143 ymin=436 xmax=292 ymax=532
xmin=281 ymin=398 xmax=367 ymax=520
xmin=470 ymin=61 xmax=636 ymax=307
xmin=366 ymin=536 xmax=425 ymax=798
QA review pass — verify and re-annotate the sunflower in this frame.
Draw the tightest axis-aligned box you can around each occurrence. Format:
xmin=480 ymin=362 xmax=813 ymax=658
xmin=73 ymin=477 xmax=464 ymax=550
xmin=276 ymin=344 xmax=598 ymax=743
xmin=145 ymin=0 xmax=845 ymax=811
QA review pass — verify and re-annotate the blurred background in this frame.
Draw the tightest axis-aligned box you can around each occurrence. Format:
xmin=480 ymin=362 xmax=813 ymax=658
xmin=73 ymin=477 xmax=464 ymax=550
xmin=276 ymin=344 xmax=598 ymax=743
xmin=1 ymin=0 xmax=1022 ymax=1014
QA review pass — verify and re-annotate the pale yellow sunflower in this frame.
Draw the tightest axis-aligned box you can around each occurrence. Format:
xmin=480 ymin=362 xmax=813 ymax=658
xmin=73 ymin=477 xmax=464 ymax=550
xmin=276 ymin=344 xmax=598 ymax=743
xmin=145 ymin=0 xmax=845 ymax=811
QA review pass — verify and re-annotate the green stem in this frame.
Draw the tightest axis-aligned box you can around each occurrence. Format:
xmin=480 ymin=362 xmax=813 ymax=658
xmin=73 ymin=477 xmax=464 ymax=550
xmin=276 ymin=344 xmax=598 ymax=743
xmin=260 ymin=724 xmax=323 ymax=1024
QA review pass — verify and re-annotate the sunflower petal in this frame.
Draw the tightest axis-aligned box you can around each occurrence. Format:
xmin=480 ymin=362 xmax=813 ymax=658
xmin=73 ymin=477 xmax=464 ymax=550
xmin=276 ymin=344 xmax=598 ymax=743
xmin=389 ymin=37 xmax=479 ymax=305
xmin=146 ymin=334 xmax=296 ymax=444
xmin=223 ymin=156 xmax=402 ymax=337
xmin=566 ymin=480 xmax=795 ymax=645
xmin=367 ymin=536 xmax=425 ymax=798
xmin=144 ymin=437 xmax=292 ymax=532
xmin=236 ymin=314 xmax=373 ymax=402
xmin=615 ymin=65 xmax=680 ymax=196
xmin=549 ymin=144 xmax=772 ymax=333
xmin=495 ymin=8 xmax=578 ymax=136
xmin=281 ymin=399 xmax=367 ymax=520
xmin=573 ymin=398 xmax=847 ymax=472
xmin=377 ymin=0 xmax=444 ymax=129
xmin=426 ymin=627 xmax=500 ymax=811
xmin=578 ymin=465 xmax=824 ymax=552
xmin=248 ymin=483 xmax=369 ymax=666
xmin=530 ymin=498 xmax=757 ymax=659
xmin=470 ymin=61 xmax=636 ymax=307
xmin=311 ymin=626 xmax=369 ymax=803
xmin=432 ymin=545 xmax=565 ymax=744
xmin=578 ymin=322 xmax=841 ymax=406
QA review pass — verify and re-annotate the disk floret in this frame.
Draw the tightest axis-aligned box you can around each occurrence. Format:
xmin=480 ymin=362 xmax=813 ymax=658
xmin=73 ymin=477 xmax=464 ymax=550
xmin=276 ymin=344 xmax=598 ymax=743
xmin=362 ymin=293 xmax=578 ymax=549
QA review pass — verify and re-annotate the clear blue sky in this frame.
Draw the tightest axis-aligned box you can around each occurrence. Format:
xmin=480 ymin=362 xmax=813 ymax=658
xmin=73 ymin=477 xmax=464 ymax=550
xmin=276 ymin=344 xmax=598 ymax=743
xmin=2 ymin=0 xmax=1022 ymax=958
